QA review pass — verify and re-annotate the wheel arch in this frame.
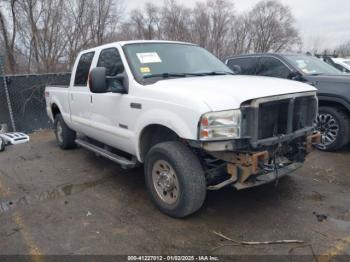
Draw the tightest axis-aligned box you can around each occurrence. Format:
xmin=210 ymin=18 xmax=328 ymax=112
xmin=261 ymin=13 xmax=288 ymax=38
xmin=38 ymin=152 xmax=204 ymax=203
xmin=138 ymin=124 xmax=181 ymax=162
xmin=51 ymin=103 xmax=61 ymax=119
xmin=318 ymin=96 xmax=350 ymax=114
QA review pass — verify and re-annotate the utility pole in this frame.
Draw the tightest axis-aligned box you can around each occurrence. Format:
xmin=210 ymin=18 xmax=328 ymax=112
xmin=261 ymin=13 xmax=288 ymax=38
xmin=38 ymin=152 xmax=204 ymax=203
xmin=0 ymin=55 xmax=16 ymax=131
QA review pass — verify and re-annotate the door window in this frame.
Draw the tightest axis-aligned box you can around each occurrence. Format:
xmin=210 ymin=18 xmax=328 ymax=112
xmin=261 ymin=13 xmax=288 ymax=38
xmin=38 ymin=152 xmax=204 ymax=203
xmin=97 ymin=48 xmax=125 ymax=92
xmin=256 ymin=57 xmax=291 ymax=79
xmin=227 ymin=57 xmax=258 ymax=75
xmin=74 ymin=52 xmax=95 ymax=86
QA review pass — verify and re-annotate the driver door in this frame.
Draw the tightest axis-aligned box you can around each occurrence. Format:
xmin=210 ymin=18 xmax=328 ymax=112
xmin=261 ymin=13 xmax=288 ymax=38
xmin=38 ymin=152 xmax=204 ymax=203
xmin=88 ymin=47 xmax=133 ymax=153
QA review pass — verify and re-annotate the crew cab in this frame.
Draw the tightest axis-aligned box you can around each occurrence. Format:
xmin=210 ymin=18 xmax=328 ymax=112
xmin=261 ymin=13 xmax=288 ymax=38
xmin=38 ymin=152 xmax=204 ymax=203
xmin=225 ymin=53 xmax=350 ymax=151
xmin=45 ymin=41 xmax=320 ymax=218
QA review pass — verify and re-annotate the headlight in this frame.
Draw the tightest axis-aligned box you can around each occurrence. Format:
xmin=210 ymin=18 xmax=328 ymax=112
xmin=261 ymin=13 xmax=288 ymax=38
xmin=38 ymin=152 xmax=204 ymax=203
xmin=199 ymin=110 xmax=241 ymax=141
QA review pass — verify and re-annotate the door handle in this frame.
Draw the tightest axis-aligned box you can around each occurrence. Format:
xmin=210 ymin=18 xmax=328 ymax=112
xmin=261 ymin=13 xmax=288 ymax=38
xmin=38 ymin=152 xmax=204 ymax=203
xmin=90 ymin=95 xmax=92 ymax=103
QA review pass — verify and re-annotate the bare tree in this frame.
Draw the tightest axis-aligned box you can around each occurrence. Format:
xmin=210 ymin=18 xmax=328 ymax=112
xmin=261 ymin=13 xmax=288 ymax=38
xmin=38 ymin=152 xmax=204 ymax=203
xmin=225 ymin=14 xmax=252 ymax=56
xmin=190 ymin=1 xmax=210 ymax=49
xmin=13 ymin=0 xmax=123 ymax=72
xmin=248 ymin=0 xmax=299 ymax=53
xmin=0 ymin=0 xmax=17 ymax=73
xmin=90 ymin=0 xmax=124 ymax=45
xmin=126 ymin=3 xmax=161 ymax=40
xmin=161 ymin=0 xmax=192 ymax=42
xmin=335 ymin=41 xmax=350 ymax=57
xmin=206 ymin=0 xmax=234 ymax=58
xmin=0 ymin=0 xmax=303 ymax=74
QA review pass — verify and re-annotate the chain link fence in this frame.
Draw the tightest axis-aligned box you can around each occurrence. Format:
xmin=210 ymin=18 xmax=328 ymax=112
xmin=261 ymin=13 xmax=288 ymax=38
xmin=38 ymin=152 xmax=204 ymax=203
xmin=0 ymin=63 xmax=71 ymax=133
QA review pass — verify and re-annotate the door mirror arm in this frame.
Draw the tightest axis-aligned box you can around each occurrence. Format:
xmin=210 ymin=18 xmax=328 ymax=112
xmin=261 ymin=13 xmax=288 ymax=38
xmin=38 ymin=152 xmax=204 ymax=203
xmin=106 ymin=73 xmax=128 ymax=94
xmin=287 ymin=71 xmax=304 ymax=81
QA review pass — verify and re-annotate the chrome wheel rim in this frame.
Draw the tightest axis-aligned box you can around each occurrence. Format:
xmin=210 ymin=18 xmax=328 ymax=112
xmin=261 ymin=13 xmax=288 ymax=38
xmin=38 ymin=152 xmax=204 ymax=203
xmin=56 ymin=121 xmax=63 ymax=144
xmin=152 ymin=160 xmax=180 ymax=205
xmin=314 ymin=113 xmax=340 ymax=147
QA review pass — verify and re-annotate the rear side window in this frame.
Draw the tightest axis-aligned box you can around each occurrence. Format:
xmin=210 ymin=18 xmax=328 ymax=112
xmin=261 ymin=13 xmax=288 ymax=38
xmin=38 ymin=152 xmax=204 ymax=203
xmin=226 ymin=57 xmax=258 ymax=75
xmin=74 ymin=52 xmax=95 ymax=86
xmin=97 ymin=48 xmax=124 ymax=76
xmin=256 ymin=57 xmax=291 ymax=79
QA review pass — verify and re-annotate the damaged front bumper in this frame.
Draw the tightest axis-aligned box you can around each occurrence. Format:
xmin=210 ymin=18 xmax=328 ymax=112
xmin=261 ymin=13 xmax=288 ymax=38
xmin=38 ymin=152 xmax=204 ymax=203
xmin=230 ymin=162 xmax=303 ymax=190
xmin=206 ymin=132 xmax=321 ymax=191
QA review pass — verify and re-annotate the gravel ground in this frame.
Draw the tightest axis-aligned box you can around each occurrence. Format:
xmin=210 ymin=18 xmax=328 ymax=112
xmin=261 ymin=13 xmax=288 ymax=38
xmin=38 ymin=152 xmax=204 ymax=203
xmin=0 ymin=130 xmax=349 ymax=260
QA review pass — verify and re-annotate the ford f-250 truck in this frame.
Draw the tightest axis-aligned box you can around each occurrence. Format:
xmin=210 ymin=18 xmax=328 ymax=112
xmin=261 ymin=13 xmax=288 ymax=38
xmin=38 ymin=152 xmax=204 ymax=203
xmin=45 ymin=40 xmax=320 ymax=218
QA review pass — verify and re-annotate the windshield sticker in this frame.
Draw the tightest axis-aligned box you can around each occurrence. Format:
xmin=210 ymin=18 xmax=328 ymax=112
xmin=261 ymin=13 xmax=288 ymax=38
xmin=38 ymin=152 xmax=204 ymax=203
xmin=296 ymin=60 xmax=307 ymax=68
xmin=140 ymin=67 xmax=151 ymax=73
xmin=136 ymin=52 xmax=162 ymax=64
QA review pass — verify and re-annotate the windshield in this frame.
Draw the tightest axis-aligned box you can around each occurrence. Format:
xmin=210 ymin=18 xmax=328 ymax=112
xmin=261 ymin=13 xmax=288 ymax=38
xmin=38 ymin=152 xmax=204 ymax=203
xmin=123 ymin=43 xmax=232 ymax=83
xmin=285 ymin=55 xmax=342 ymax=75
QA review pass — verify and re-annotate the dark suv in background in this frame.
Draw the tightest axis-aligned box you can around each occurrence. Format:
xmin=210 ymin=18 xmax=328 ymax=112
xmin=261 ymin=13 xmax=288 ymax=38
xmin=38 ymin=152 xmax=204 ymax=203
xmin=225 ymin=54 xmax=350 ymax=151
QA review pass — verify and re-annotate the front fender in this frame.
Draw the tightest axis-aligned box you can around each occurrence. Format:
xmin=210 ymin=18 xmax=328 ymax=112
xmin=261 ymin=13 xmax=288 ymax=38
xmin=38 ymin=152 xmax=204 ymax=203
xmin=133 ymin=109 xmax=199 ymax=161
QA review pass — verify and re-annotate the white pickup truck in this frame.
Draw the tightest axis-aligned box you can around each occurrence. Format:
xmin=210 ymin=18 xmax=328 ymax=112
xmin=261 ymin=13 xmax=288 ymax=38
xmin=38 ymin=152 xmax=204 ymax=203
xmin=45 ymin=40 xmax=320 ymax=217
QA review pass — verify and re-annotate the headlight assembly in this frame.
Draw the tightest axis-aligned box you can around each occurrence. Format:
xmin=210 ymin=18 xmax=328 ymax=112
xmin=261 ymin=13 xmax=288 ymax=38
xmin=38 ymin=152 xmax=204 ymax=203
xmin=199 ymin=109 xmax=241 ymax=141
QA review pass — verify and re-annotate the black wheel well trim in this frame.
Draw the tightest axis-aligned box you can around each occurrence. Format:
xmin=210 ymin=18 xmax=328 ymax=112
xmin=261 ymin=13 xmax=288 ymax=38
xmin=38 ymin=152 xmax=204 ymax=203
xmin=318 ymin=96 xmax=350 ymax=112
xmin=139 ymin=124 xmax=181 ymax=162
xmin=51 ymin=103 xmax=61 ymax=119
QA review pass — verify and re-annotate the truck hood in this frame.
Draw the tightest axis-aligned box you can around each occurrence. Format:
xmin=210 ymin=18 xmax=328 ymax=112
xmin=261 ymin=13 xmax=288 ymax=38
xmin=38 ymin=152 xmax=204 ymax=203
xmin=151 ymin=75 xmax=316 ymax=111
xmin=304 ymin=74 xmax=350 ymax=85
xmin=302 ymin=74 xmax=350 ymax=104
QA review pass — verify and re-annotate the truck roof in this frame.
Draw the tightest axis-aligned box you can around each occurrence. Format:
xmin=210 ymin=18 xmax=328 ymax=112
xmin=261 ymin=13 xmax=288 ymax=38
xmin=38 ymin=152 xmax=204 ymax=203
xmin=81 ymin=40 xmax=196 ymax=54
xmin=224 ymin=53 xmax=302 ymax=61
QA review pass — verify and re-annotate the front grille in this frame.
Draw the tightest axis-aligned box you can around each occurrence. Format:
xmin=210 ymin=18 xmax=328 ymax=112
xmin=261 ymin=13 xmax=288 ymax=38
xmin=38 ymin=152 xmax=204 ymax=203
xmin=293 ymin=96 xmax=317 ymax=131
xmin=258 ymin=99 xmax=290 ymax=139
xmin=257 ymin=95 xmax=316 ymax=140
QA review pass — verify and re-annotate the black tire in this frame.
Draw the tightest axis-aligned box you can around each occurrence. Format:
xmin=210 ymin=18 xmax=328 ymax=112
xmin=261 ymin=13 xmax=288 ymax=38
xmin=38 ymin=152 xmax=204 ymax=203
xmin=144 ymin=141 xmax=206 ymax=218
xmin=314 ymin=106 xmax=350 ymax=151
xmin=0 ymin=137 xmax=5 ymax=152
xmin=54 ymin=114 xmax=76 ymax=149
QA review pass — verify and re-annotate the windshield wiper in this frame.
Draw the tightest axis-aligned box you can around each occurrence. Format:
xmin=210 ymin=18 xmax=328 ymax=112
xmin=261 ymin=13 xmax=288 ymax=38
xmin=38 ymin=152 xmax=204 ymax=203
xmin=190 ymin=71 xmax=235 ymax=76
xmin=142 ymin=73 xmax=188 ymax=79
xmin=142 ymin=71 xmax=234 ymax=79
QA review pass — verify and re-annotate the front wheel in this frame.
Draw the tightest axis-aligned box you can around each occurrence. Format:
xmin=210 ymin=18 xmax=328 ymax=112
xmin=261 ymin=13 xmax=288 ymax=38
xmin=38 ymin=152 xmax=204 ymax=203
xmin=144 ymin=141 xmax=206 ymax=218
xmin=314 ymin=106 xmax=350 ymax=151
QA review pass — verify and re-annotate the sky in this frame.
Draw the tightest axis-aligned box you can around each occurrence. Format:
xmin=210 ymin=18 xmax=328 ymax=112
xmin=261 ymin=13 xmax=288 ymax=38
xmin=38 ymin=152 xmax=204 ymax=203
xmin=125 ymin=0 xmax=350 ymax=50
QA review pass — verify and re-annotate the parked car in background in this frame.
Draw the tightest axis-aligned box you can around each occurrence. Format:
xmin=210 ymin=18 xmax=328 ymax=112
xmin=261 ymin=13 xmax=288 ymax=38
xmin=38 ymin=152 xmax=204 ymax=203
xmin=331 ymin=58 xmax=350 ymax=73
xmin=45 ymin=41 xmax=320 ymax=218
xmin=225 ymin=54 xmax=350 ymax=151
xmin=315 ymin=55 xmax=350 ymax=73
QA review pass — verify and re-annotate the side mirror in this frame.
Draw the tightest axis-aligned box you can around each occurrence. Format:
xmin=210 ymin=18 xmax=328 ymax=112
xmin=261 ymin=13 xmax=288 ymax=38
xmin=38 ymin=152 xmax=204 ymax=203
xmin=287 ymin=71 xmax=303 ymax=81
xmin=89 ymin=67 xmax=108 ymax=93
xmin=231 ymin=65 xmax=242 ymax=74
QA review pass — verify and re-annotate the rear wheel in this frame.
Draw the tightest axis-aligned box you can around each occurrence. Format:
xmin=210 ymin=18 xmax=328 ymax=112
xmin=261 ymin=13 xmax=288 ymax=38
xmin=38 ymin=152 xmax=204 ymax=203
xmin=144 ymin=141 xmax=206 ymax=218
xmin=0 ymin=137 xmax=5 ymax=152
xmin=54 ymin=114 xmax=76 ymax=149
xmin=314 ymin=106 xmax=350 ymax=151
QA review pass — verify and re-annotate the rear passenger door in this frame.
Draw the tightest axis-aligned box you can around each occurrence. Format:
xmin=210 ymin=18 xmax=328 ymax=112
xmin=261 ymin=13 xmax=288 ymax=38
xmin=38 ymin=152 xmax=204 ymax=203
xmin=69 ymin=51 xmax=95 ymax=134
xmin=226 ymin=57 xmax=258 ymax=75
xmin=256 ymin=57 xmax=292 ymax=79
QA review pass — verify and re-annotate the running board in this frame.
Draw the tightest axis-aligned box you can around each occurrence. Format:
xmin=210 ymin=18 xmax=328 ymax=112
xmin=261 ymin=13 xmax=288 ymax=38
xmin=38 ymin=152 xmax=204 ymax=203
xmin=75 ymin=139 xmax=138 ymax=169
